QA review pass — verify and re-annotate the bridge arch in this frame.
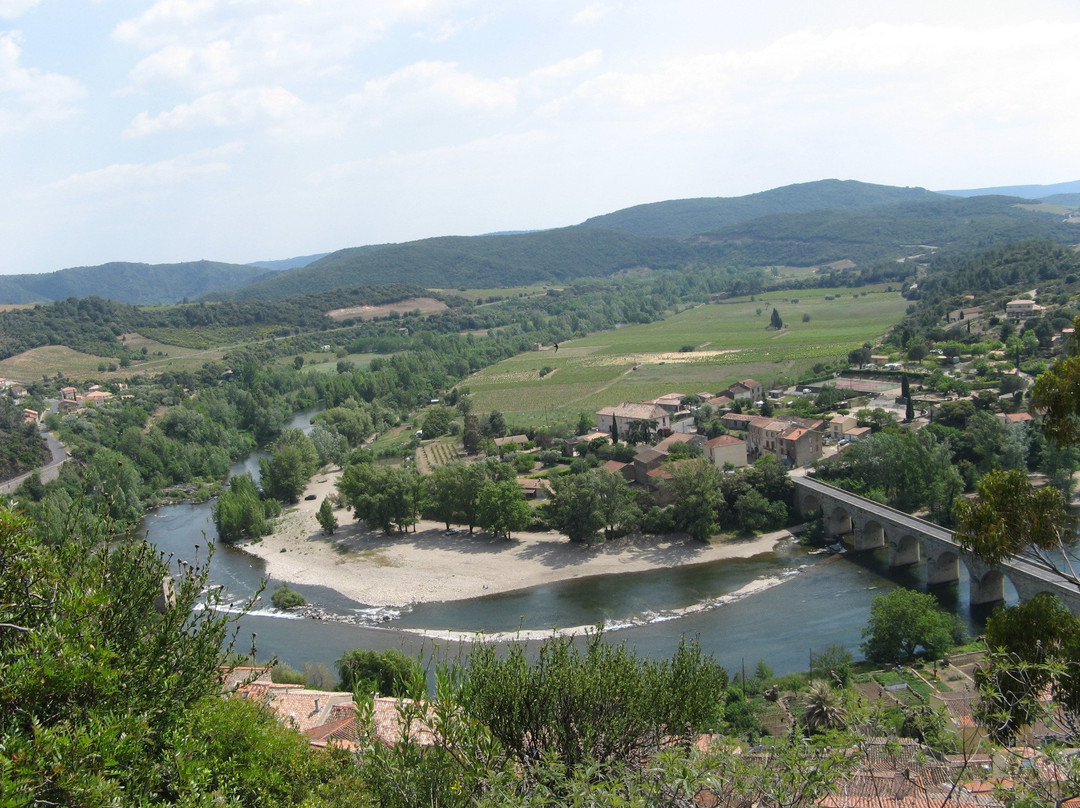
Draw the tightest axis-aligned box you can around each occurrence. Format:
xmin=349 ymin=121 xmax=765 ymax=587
xmin=970 ymin=568 xmax=1007 ymax=606
xmin=891 ymin=533 xmax=921 ymax=567
xmin=826 ymin=505 xmax=853 ymax=538
xmin=854 ymin=519 xmax=885 ymax=552
xmin=799 ymin=493 xmax=822 ymax=520
xmin=926 ymin=549 xmax=960 ymax=586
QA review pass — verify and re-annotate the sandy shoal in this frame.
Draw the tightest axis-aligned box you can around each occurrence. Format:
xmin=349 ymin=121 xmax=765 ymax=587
xmin=240 ymin=467 xmax=792 ymax=608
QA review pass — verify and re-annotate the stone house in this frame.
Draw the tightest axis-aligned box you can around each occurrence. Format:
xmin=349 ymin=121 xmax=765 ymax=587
xmin=705 ymin=434 xmax=747 ymax=468
xmin=596 ymin=403 xmax=670 ymax=441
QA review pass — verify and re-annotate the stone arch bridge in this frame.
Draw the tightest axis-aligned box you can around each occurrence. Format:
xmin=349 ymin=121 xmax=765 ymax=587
xmin=793 ymin=476 xmax=1080 ymax=614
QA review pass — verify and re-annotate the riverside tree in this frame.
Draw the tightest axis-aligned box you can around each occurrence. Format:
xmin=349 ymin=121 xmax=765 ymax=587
xmin=337 ymin=462 xmax=423 ymax=534
xmin=861 ymin=587 xmax=961 ymax=662
xmin=214 ymin=473 xmax=277 ymax=542
xmin=317 ymin=497 xmax=338 ymax=535
xmin=544 ymin=468 xmax=639 ymax=544
xmin=476 ymin=478 xmax=530 ymax=538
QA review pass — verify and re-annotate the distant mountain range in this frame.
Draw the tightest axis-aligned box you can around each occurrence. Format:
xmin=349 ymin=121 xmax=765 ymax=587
xmin=937 ymin=179 xmax=1080 ymax=199
xmin=1 ymin=178 xmax=1077 ymax=305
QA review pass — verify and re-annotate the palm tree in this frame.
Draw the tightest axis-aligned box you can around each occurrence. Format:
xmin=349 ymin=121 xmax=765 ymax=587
xmin=802 ymin=681 xmax=847 ymax=734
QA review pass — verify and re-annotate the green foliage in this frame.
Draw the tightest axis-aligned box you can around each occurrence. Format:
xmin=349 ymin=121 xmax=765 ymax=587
xmin=0 ymin=397 xmax=50 ymax=480
xmin=259 ymin=443 xmax=315 ymax=503
xmin=421 ymin=404 xmax=455 ymax=438
xmin=810 ymin=644 xmax=854 ymax=688
xmin=666 ymin=458 xmax=727 ymax=540
xmin=861 ymin=587 xmax=960 ymax=662
xmin=317 ymin=497 xmax=338 ymax=535
xmin=271 ymin=584 xmax=305 ymax=609
xmin=457 ymin=633 xmax=728 ymax=774
xmin=801 ymin=681 xmax=848 ymax=734
xmin=815 ymin=429 xmax=963 ymax=522
xmin=338 ymin=462 xmax=423 ymax=534
xmin=214 ymin=473 xmax=272 ymax=542
xmin=337 ymin=648 xmax=422 ymax=697
xmin=0 ymin=505 xmax=271 ymax=805
xmin=974 ymin=594 xmax=1080 ymax=744
xmin=544 ymin=468 xmax=640 ymax=544
xmin=953 ymin=469 xmax=1071 ymax=567
xmin=476 ymin=478 xmax=531 ymax=538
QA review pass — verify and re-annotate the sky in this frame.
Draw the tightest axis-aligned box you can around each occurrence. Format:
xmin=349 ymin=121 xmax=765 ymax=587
xmin=2 ymin=1 xmax=1080 ymax=276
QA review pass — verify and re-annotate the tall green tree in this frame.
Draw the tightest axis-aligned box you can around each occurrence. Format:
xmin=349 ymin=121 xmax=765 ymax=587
xmin=974 ymin=594 xmax=1080 ymax=744
xmin=214 ymin=473 xmax=272 ymax=541
xmin=544 ymin=470 xmax=604 ymax=543
xmin=317 ymin=497 xmax=338 ymax=535
xmin=476 ymin=479 xmax=531 ymax=539
xmin=666 ymin=458 xmax=727 ymax=541
xmin=953 ymin=468 xmax=1071 ymax=569
xmin=338 ymin=463 xmax=422 ymax=534
xmin=861 ymin=587 xmax=960 ymax=662
xmin=259 ymin=444 xmax=312 ymax=503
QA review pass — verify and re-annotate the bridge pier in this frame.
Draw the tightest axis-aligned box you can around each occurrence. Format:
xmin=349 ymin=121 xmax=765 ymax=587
xmin=925 ymin=551 xmax=960 ymax=586
xmin=970 ymin=569 xmax=1006 ymax=606
xmin=852 ymin=520 xmax=884 ymax=552
xmin=891 ymin=534 xmax=921 ymax=567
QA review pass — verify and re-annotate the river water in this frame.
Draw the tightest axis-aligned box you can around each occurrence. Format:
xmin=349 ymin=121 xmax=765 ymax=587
xmin=142 ymin=411 xmax=1012 ymax=676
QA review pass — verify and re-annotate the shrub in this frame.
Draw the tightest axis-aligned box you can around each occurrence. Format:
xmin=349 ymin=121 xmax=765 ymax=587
xmin=271 ymin=585 xmax=305 ymax=610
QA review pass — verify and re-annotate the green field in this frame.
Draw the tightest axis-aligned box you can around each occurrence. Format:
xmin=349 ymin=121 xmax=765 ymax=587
xmin=465 ymin=286 xmax=908 ymax=423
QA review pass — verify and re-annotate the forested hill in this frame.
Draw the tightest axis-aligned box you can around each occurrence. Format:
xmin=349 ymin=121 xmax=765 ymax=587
xmin=214 ymin=227 xmax=712 ymax=301
xmin=0 ymin=260 xmax=278 ymax=305
xmin=217 ymin=194 xmax=1080 ymax=301
xmin=694 ymin=195 xmax=1080 ymax=267
xmin=578 ymin=179 xmax=941 ymax=239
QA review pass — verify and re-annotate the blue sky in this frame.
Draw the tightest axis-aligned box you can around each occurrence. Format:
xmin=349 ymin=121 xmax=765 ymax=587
xmin=2 ymin=1 xmax=1079 ymax=275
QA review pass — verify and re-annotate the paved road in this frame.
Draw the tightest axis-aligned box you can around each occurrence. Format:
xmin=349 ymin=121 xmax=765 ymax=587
xmin=0 ymin=400 xmax=69 ymax=496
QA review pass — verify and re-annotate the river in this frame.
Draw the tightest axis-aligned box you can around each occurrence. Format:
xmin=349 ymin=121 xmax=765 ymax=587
xmin=142 ymin=409 xmax=1013 ymax=676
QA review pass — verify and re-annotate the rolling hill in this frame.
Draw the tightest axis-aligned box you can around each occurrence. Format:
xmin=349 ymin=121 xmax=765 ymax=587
xmin=0 ymin=260 xmax=279 ymax=305
xmin=216 ymin=189 xmax=1080 ymax=301
xmin=214 ymin=227 xmax=714 ymax=301
xmin=578 ymin=179 xmax=942 ymax=238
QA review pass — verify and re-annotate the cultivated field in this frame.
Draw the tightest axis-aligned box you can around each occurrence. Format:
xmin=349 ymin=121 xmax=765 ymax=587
xmin=0 ymin=336 xmax=224 ymax=384
xmin=464 ymin=285 xmax=908 ymax=423
xmin=327 ymin=296 xmax=447 ymax=321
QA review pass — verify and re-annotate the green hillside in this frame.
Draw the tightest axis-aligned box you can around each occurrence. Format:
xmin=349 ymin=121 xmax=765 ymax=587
xmin=0 ymin=260 xmax=278 ymax=305
xmin=217 ymin=227 xmax=712 ymax=301
xmin=698 ymin=195 xmax=1080 ymax=267
xmin=579 ymin=179 xmax=941 ymax=238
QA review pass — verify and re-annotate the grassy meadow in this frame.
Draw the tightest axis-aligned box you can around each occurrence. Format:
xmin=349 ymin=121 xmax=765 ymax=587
xmin=464 ymin=285 xmax=909 ymax=423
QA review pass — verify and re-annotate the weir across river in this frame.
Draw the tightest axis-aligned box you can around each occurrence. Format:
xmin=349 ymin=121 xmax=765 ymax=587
xmin=793 ymin=476 xmax=1080 ymax=613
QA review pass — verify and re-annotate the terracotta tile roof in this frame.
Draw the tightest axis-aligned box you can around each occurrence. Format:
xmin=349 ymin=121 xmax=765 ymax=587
xmin=237 ymin=684 xmax=354 ymax=732
xmin=706 ymin=434 xmax=745 ymax=448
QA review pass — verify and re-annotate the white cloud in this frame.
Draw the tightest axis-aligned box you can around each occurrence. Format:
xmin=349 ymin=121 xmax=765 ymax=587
xmin=572 ymin=4 xmax=613 ymax=25
xmin=124 ymin=86 xmax=303 ymax=136
xmin=50 ymin=144 xmax=238 ymax=197
xmin=530 ymin=50 xmax=602 ymax=82
xmin=0 ymin=31 xmax=84 ymax=134
xmin=128 ymin=40 xmax=240 ymax=92
xmin=547 ymin=20 xmax=1080 ymax=141
xmin=361 ymin=60 xmax=517 ymax=114
xmin=0 ymin=0 xmax=40 ymax=19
